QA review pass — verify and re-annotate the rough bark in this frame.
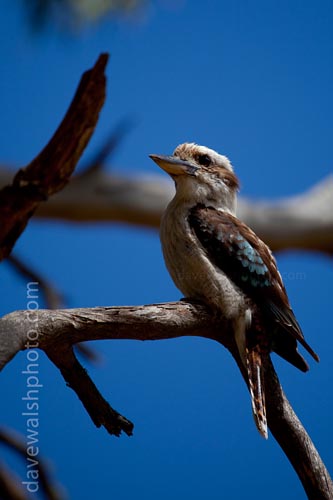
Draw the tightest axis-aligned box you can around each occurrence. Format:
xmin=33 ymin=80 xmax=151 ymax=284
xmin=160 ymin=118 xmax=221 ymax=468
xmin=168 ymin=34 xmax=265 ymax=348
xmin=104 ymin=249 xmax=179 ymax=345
xmin=0 ymin=302 xmax=332 ymax=499
xmin=0 ymin=53 xmax=108 ymax=261
xmin=0 ymin=51 xmax=332 ymax=500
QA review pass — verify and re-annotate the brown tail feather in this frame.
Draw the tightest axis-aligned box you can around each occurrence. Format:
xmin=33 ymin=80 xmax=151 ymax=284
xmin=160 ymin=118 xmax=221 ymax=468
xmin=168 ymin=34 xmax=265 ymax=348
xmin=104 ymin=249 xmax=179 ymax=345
xmin=246 ymin=343 xmax=268 ymax=439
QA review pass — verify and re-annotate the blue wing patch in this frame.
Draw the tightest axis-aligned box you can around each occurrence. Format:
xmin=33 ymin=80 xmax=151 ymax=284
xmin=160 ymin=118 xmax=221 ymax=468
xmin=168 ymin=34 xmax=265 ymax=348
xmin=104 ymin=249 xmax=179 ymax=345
xmin=205 ymin=222 xmax=271 ymax=291
xmin=188 ymin=204 xmax=319 ymax=370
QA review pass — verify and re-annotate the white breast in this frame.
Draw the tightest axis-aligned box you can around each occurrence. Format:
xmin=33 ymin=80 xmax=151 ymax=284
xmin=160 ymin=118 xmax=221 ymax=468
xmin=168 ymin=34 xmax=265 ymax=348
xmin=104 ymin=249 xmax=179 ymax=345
xmin=160 ymin=199 xmax=246 ymax=320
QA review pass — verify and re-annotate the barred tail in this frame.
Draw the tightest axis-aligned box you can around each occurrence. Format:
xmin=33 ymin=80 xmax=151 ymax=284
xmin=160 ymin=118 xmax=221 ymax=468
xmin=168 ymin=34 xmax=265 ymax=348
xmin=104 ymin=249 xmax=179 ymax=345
xmin=246 ymin=343 xmax=268 ymax=439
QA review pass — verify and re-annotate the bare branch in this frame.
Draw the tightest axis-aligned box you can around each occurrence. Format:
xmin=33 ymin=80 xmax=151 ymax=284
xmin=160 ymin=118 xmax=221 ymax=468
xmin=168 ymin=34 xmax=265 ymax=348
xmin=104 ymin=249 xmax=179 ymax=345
xmin=0 ymin=302 xmax=332 ymax=498
xmin=264 ymin=360 xmax=333 ymax=500
xmin=240 ymin=176 xmax=333 ymax=254
xmin=46 ymin=345 xmax=134 ymax=436
xmin=0 ymin=302 xmax=225 ymax=370
xmin=78 ymin=117 xmax=136 ymax=176
xmin=7 ymin=254 xmax=64 ymax=309
xmin=0 ymin=427 xmax=64 ymax=500
xmin=0 ymin=462 xmax=28 ymax=500
xmin=229 ymin=349 xmax=333 ymax=500
xmin=0 ymin=53 xmax=108 ymax=261
xmin=29 ymin=173 xmax=333 ymax=255
xmin=6 ymin=254 xmax=99 ymax=363
xmin=0 ymin=303 xmax=229 ymax=437
xmin=1 ymin=167 xmax=331 ymax=253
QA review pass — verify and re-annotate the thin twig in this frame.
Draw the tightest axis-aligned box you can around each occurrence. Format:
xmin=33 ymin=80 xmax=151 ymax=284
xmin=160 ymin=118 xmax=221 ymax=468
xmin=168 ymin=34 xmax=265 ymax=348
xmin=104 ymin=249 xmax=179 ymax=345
xmin=0 ymin=427 xmax=64 ymax=500
xmin=78 ymin=117 xmax=136 ymax=177
xmin=7 ymin=254 xmax=64 ymax=309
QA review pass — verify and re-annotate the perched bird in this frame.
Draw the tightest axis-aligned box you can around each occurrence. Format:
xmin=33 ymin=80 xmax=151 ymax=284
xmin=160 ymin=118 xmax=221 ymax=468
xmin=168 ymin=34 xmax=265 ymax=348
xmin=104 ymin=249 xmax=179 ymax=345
xmin=150 ymin=142 xmax=319 ymax=439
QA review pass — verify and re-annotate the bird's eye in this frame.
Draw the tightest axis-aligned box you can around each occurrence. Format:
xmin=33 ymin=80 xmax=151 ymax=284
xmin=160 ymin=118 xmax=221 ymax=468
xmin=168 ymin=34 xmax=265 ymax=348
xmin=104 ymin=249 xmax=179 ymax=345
xmin=197 ymin=154 xmax=211 ymax=167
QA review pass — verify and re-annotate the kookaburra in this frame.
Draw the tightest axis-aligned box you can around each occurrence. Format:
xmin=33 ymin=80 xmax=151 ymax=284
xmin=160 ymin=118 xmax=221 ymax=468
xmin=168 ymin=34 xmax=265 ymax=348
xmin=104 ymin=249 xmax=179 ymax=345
xmin=150 ymin=142 xmax=318 ymax=438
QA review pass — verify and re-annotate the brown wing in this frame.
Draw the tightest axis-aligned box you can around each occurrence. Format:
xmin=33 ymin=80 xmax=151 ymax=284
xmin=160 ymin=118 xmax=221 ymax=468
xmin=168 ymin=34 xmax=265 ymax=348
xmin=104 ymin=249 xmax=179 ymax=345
xmin=188 ymin=205 xmax=319 ymax=369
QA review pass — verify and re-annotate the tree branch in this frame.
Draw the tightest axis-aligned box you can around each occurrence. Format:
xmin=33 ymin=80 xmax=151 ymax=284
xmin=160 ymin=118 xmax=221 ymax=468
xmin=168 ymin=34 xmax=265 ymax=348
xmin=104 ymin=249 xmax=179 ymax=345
xmin=264 ymin=360 xmax=333 ymax=500
xmin=0 ymin=48 xmax=331 ymax=499
xmin=0 ymin=427 xmax=64 ymax=500
xmin=6 ymin=253 xmax=100 ymax=363
xmin=1 ymin=168 xmax=331 ymax=254
xmin=0 ymin=53 xmax=108 ymax=261
xmin=229 ymin=348 xmax=333 ymax=500
xmin=7 ymin=254 xmax=64 ymax=309
xmin=46 ymin=345 xmax=134 ymax=436
xmin=78 ymin=117 xmax=136 ymax=177
xmin=0 ymin=301 xmax=332 ymax=499
xmin=0 ymin=462 xmax=28 ymax=500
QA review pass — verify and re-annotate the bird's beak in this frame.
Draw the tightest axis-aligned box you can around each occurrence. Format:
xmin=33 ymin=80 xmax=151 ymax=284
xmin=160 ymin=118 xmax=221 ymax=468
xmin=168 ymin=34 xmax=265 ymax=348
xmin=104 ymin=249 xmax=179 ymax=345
xmin=149 ymin=154 xmax=198 ymax=176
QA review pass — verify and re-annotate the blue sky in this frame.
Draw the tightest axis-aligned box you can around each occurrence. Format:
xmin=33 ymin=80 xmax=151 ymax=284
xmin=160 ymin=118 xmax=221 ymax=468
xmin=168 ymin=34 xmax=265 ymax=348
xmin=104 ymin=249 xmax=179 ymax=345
xmin=0 ymin=1 xmax=332 ymax=499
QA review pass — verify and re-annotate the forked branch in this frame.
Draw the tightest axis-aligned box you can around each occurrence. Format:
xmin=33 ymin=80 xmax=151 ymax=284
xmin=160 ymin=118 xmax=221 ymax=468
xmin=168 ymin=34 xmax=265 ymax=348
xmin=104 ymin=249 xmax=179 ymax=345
xmin=0 ymin=52 xmax=331 ymax=500
xmin=0 ymin=302 xmax=332 ymax=499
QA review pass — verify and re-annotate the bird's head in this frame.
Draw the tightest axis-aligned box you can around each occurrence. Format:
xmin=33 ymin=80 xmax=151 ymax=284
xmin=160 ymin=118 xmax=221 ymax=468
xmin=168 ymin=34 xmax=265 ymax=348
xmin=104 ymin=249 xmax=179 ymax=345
xmin=150 ymin=142 xmax=239 ymax=213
